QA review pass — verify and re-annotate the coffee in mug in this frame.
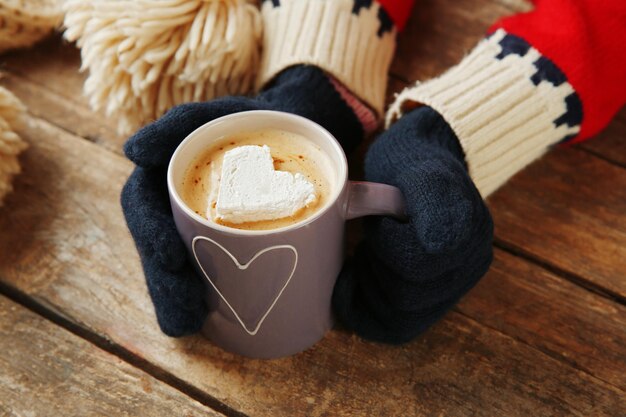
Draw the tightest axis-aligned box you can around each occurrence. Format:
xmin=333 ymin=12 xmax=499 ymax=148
xmin=180 ymin=128 xmax=334 ymax=231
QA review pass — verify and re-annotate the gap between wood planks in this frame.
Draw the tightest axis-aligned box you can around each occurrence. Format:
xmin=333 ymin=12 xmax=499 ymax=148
xmin=2 ymin=254 xmax=625 ymax=414
xmin=575 ymin=145 xmax=626 ymax=170
xmin=0 ymin=295 xmax=222 ymax=417
xmin=2 ymin=255 xmax=625 ymax=412
xmin=493 ymin=239 xmax=626 ymax=306
xmin=0 ymin=279 xmax=249 ymax=417
xmin=450 ymin=308 xmax=614 ymax=391
xmin=0 ymin=70 xmax=124 ymax=152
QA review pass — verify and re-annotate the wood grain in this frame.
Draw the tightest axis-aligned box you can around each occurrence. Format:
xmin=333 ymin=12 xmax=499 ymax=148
xmin=576 ymin=110 xmax=626 ymax=167
xmin=457 ymin=248 xmax=626 ymax=390
xmin=1 ymin=34 xmax=125 ymax=152
xmin=0 ymin=113 xmax=624 ymax=416
xmin=390 ymin=0 xmax=530 ymax=81
xmin=0 ymin=295 xmax=221 ymax=417
xmin=488 ymin=147 xmax=626 ymax=299
xmin=0 ymin=71 xmax=124 ymax=154
xmin=2 ymin=35 xmax=85 ymax=105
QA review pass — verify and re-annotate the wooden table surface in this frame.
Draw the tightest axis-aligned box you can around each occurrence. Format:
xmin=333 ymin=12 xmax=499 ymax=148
xmin=1 ymin=1 xmax=625 ymax=416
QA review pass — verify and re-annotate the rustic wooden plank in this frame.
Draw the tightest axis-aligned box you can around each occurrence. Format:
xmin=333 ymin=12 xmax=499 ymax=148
xmin=1 ymin=34 xmax=125 ymax=152
xmin=390 ymin=0 xmax=530 ymax=81
xmin=2 ymin=34 xmax=85 ymax=104
xmin=576 ymin=109 xmax=626 ymax=167
xmin=489 ymin=147 xmax=626 ymax=299
xmin=0 ymin=71 xmax=124 ymax=153
xmin=457 ymin=248 xmax=626 ymax=390
xmin=0 ymin=113 xmax=624 ymax=416
xmin=0 ymin=295 xmax=221 ymax=417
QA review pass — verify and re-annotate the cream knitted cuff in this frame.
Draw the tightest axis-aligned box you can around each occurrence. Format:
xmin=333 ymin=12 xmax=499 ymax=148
xmin=387 ymin=29 xmax=582 ymax=197
xmin=257 ymin=0 xmax=396 ymax=117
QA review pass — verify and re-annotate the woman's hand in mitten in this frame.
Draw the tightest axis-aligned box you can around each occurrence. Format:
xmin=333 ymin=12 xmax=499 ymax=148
xmin=332 ymin=106 xmax=494 ymax=344
xmin=122 ymin=66 xmax=366 ymax=337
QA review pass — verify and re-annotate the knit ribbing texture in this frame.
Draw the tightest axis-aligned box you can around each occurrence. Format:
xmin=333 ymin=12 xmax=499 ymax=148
xmin=387 ymin=29 xmax=581 ymax=197
xmin=258 ymin=0 xmax=396 ymax=117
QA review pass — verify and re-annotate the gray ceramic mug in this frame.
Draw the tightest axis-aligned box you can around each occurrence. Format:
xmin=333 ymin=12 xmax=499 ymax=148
xmin=168 ymin=110 xmax=406 ymax=359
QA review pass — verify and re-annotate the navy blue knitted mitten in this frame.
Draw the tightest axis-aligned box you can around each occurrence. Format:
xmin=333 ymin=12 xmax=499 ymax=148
xmin=332 ymin=106 xmax=494 ymax=344
xmin=121 ymin=66 xmax=364 ymax=337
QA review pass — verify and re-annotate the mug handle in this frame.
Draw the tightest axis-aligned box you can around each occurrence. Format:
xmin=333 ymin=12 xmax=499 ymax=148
xmin=345 ymin=181 xmax=408 ymax=221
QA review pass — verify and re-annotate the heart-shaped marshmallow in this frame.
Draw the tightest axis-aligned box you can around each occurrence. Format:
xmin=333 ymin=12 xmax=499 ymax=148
xmin=215 ymin=145 xmax=316 ymax=223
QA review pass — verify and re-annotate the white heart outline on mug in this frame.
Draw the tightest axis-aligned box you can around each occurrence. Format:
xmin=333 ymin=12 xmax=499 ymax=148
xmin=192 ymin=236 xmax=298 ymax=336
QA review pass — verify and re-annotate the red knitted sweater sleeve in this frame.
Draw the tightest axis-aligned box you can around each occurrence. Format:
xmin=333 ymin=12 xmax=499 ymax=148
xmin=491 ymin=0 xmax=626 ymax=143
xmin=378 ymin=0 xmax=415 ymax=31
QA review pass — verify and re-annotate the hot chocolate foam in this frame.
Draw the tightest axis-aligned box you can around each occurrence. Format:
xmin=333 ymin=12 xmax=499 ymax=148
xmin=181 ymin=128 xmax=333 ymax=231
